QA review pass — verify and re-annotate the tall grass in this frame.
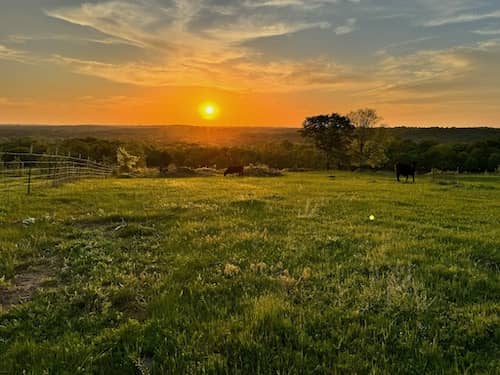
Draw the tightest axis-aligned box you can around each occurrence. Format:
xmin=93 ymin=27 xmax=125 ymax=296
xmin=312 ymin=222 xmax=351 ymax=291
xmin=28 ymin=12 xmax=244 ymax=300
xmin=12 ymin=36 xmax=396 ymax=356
xmin=0 ymin=172 xmax=499 ymax=373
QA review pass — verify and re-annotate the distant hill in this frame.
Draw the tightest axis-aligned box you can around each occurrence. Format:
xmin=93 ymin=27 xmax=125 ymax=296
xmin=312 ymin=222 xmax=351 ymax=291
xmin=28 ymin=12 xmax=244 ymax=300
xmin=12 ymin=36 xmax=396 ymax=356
xmin=0 ymin=125 xmax=498 ymax=146
xmin=384 ymin=127 xmax=500 ymax=144
xmin=0 ymin=125 xmax=302 ymax=146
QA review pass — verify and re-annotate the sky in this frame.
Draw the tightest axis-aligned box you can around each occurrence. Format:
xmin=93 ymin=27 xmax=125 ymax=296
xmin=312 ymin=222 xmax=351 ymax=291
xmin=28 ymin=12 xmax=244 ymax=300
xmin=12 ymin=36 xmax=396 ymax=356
xmin=1 ymin=0 xmax=500 ymax=127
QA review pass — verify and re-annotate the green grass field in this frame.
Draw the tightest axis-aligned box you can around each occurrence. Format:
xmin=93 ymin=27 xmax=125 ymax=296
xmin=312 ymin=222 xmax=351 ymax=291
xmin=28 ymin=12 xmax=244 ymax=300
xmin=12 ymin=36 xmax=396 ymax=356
xmin=1 ymin=172 xmax=499 ymax=374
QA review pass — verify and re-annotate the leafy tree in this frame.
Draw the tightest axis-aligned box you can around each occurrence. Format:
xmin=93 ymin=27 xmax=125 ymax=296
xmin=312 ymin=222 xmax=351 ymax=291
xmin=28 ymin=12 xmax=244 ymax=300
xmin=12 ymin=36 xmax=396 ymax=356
xmin=348 ymin=108 xmax=381 ymax=167
xmin=464 ymin=156 xmax=480 ymax=172
xmin=422 ymin=144 xmax=456 ymax=170
xmin=385 ymin=139 xmax=418 ymax=165
xmin=145 ymin=147 xmax=172 ymax=171
xmin=301 ymin=113 xmax=355 ymax=170
xmin=469 ymin=146 xmax=489 ymax=172
xmin=363 ymin=129 xmax=390 ymax=168
xmin=487 ymin=153 xmax=500 ymax=172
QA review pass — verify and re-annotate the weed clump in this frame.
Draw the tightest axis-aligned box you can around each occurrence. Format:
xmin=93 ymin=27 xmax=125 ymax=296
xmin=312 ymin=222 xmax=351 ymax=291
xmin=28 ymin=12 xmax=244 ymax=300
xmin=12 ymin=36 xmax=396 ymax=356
xmin=223 ymin=263 xmax=240 ymax=277
xmin=278 ymin=269 xmax=296 ymax=289
xmin=250 ymin=262 xmax=268 ymax=273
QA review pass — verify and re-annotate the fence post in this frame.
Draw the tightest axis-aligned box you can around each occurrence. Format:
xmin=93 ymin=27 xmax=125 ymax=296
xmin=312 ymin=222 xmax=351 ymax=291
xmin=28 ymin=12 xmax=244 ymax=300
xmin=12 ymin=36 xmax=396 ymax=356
xmin=27 ymin=166 xmax=32 ymax=194
xmin=66 ymin=153 xmax=70 ymax=182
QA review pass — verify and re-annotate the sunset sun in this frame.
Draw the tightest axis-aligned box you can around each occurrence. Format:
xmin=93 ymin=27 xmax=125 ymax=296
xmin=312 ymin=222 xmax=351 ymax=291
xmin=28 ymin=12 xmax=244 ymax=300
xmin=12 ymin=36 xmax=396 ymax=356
xmin=199 ymin=102 xmax=219 ymax=120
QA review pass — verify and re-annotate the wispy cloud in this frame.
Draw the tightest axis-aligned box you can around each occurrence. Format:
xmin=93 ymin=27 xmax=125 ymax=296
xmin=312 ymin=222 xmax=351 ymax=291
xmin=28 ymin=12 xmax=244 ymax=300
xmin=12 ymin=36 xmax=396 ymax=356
xmin=0 ymin=96 xmax=33 ymax=107
xmin=0 ymin=44 xmax=27 ymax=63
xmin=45 ymin=1 xmax=171 ymax=48
xmin=42 ymin=0 xmax=343 ymax=92
xmin=30 ymin=1 xmax=500 ymax=104
xmin=473 ymin=28 xmax=500 ymax=35
xmin=424 ymin=9 xmax=500 ymax=27
xmin=370 ymin=39 xmax=500 ymax=102
xmin=376 ymin=37 xmax=436 ymax=55
xmin=45 ymin=0 xmax=335 ymax=48
xmin=334 ymin=18 xmax=357 ymax=35
xmin=49 ymin=53 xmax=369 ymax=93
xmin=8 ymin=33 xmax=130 ymax=46
xmin=204 ymin=20 xmax=331 ymax=41
xmin=3 ymin=0 xmax=500 ymax=125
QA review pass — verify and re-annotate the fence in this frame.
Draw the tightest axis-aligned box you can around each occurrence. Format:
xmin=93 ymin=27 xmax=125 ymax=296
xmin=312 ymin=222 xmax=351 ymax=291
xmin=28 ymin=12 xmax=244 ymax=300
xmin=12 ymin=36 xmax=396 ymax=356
xmin=0 ymin=152 xmax=114 ymax=194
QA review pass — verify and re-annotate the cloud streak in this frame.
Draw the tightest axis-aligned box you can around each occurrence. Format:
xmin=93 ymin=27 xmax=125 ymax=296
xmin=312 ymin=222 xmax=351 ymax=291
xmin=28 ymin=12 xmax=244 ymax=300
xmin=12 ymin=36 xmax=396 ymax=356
xmin=423 ymin=9 xmax=500 ymax=27
xmin=0 ymin=44 xmax=27 ymax=63
xmin=334 ymin=18 xmax=357 ymax=35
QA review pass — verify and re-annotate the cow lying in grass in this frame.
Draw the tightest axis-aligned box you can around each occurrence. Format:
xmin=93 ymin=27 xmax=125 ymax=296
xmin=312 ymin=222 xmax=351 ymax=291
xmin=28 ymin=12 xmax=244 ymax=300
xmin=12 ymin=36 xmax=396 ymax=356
xmin=224 ymin=166 xmax=244 ymax=176
xmin=395 ymin=162 xmax=416 ymax=183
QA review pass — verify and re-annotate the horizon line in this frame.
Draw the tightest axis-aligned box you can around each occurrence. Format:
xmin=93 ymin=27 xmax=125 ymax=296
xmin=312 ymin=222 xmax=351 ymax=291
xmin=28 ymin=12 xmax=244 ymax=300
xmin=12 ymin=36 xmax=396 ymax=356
xmin=1 ymin=124 xmax=499 ymax=129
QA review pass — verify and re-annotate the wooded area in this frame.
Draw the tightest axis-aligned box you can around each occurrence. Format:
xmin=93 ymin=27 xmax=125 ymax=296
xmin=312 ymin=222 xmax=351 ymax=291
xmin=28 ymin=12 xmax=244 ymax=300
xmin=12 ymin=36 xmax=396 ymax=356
xmin=1 ymin=125 xmax=499 ymax=173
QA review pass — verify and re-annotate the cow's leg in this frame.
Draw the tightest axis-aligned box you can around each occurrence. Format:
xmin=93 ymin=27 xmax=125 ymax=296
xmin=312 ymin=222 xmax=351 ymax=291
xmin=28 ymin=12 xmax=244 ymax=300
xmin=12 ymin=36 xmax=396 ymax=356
xmin=406 ymin=175 xmax=409 ymax=183
xmin=412 ymin=174 xmax=415 ymax=183
xmin=397 ymin=173 xmax=400 ymax=182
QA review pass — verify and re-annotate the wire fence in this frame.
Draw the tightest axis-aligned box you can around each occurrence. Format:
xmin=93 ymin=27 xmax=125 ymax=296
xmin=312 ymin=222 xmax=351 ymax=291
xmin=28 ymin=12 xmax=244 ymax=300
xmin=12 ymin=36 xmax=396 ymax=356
xmin=0 ymin=152 xmax=114 ymax=194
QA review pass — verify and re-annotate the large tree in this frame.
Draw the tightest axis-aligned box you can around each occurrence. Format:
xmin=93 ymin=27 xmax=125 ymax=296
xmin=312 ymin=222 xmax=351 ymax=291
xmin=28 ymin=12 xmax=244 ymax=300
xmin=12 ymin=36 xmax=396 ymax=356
xmin=301 ymin=113 xmax=355 ymax=170
xmin=348 ymin=108 xmax=381 ymax=167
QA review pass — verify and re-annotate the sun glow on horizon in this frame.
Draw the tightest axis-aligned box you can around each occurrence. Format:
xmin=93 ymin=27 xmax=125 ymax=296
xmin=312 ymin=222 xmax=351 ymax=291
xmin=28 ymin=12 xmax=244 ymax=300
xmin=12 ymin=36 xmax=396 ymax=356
xmin=199 ymin=102 xmax=220 ymax=120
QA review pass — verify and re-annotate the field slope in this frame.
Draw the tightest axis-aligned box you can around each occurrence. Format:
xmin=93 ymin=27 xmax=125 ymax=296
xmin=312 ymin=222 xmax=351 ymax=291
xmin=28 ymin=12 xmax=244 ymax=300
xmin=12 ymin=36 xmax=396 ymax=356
xmin=1 ymin=173 xmax=499 ymax=374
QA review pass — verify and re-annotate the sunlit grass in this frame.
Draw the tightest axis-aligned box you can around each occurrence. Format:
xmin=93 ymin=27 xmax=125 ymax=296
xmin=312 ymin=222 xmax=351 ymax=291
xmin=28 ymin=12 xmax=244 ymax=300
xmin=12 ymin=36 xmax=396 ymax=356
xmin=0 ymin=172 xmax=499 ymax=373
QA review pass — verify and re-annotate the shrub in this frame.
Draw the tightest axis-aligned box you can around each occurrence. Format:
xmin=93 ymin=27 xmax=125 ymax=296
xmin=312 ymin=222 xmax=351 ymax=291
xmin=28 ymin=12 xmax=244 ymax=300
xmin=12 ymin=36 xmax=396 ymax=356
xmin=164 ymin=166 xmax=198 ymax=177
xmin=117 ymin=147 xmax=139 ymax=173
xmin=244 ymin=164 xmax=283 ymax=177
xmin=194 ymin=167 xmax=218 ymax=176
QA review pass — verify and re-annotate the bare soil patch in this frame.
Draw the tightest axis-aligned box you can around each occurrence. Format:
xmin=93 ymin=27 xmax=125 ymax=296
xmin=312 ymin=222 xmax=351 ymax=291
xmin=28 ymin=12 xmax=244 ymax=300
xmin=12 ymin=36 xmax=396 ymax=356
xmin=0 ymin=267 xmax=54 ymax=313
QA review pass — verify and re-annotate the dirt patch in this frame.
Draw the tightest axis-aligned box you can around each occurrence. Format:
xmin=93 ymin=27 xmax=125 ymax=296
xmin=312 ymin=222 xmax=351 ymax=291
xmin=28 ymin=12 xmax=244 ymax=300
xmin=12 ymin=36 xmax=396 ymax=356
xmin=0 ymin=268 xmax=54 ymax=313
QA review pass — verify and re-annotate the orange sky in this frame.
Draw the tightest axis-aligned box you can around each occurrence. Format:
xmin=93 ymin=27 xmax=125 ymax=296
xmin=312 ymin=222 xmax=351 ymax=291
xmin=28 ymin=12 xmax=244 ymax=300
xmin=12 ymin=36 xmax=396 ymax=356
xmin=1 ymin=1 xmax=500 ymax=127
xmin=2 ymin=86 xmax=498 ymax=127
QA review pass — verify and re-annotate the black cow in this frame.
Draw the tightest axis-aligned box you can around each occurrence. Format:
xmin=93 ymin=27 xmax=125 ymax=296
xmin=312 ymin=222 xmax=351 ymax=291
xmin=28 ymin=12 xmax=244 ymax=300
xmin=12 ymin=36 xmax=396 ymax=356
xmin=224 ymin=165 xmax=244 ymax=176
xmin=395 ymin=162 xmax=416 ymax=183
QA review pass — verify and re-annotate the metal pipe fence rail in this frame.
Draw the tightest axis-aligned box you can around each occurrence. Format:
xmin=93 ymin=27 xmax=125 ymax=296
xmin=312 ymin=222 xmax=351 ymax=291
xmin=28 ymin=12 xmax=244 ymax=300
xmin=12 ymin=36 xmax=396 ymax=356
xmin=0 ymin=152 xmax=114 ymax=194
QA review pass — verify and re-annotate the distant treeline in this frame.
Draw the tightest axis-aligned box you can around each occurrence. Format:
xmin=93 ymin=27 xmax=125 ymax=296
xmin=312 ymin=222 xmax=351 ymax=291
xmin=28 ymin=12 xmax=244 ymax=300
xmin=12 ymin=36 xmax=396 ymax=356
xmin=1 ymin=136 xmax=500 ymax=173
xmin=1 ymin=125 xmax=499 ymax=146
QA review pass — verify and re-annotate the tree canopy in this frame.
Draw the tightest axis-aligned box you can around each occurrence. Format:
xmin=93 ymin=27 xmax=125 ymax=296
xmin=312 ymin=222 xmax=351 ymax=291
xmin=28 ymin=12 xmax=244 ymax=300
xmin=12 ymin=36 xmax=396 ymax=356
xmin=348 ymin=108 xmax=382 ymax=167
xmin=301 ymin=113 xmax=355 ymax=169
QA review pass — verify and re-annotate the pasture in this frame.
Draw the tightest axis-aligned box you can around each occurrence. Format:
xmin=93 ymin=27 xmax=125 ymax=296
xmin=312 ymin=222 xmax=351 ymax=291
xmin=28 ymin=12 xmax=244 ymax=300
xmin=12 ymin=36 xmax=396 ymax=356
xmin=0 ymin=172 xmax=499 ymax=374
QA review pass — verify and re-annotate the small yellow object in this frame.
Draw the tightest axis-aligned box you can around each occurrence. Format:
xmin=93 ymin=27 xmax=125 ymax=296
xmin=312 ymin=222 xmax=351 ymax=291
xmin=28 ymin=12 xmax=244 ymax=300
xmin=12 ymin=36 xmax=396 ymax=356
xmin=369 ymin=215 xmax=375 ymax=221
